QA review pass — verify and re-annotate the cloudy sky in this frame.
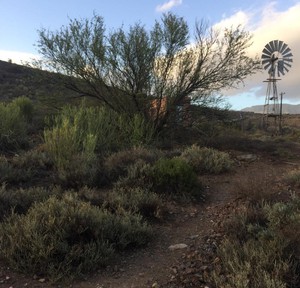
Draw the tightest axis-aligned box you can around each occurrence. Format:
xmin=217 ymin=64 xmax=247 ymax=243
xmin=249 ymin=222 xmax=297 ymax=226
xmin=0 ymin=0 xmax=299 ymax=110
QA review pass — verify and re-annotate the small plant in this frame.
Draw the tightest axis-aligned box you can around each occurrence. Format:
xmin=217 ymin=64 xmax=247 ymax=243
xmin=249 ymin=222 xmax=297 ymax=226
xmin=0 ymin=193 xmax=152 ymax=282
xmin=150 ymin=157 xmax=202 ymax=199
xmin=180 ymin=145 xmax=233 ymax=174
xmin=104 ymin=146 xmax=163 ymax=181
xmin=114 ymin=160 xmax=153 ymax=190
xmin=233 ymin=171 xmax=278 ymax=204
xmin=107 ymin=187 xmax=163 ymax=220
xmin=0 ymin=101 xmax=28 ymax=151
xmin=0 ymin=155 xmax=33 ymax=185
xmin=11 ymin=96 xmax=34 ymax=123
xmin=214 ymin=197 xmax=300 ymax=287
xmin=0 ymin=184 xmax=61 ymax=221
xmin=285 ymin=169 xmax=300 ymax=188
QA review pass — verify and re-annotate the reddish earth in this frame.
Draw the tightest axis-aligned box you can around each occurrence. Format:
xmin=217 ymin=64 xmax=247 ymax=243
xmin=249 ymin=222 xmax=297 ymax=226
xmin=1 ymin=150 xmax=298 ymax=288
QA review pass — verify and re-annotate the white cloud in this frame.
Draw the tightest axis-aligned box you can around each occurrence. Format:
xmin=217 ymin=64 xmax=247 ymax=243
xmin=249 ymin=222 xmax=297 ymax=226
xmin=0 ymin=50 xmax=40 ymax=65
xmin=156 ymin=0 xmax=182 ymax=12
xmin=217 ymin=2 xmax=300 ymax=105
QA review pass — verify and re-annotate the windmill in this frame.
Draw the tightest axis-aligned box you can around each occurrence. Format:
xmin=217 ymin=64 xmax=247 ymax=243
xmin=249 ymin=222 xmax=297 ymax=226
xmin=261 ymin=40 xmax=293 ymax=132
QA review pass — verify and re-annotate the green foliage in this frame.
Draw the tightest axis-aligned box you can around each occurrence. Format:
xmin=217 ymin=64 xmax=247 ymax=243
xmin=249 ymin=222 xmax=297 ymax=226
xmin=104 ymin=146 xmax=163 ymax=181
xmin=0 ymin=150 xmax=53 ymax=186
xmin=0 ymin=193 xmax=152 ymax=282
xmin=0 ymin=184 xmax=61 ymax=221
xmin=0 ymin=100 xmax=28 ymax=151
xmin=44 ymin=104 xmax=156 ymax=187
xmin=150 ymin=157 xmax=202 ymax=199
xmin=11 ymin=96 xmax=34 ymax=122
xmin=114 ymin=160 xmax=153 ymax=190
xmin=180 ymin=145 xmax=233 ymax=174
xmin=0 ymin=155 xmax=33 ymax=185
xmin=107 ymin=187 xmax=163 ymax=220
xmin=38 ymin=13 xmax=260 ymax=133
xmin=216 ymin=197 xmax=300 ymax=287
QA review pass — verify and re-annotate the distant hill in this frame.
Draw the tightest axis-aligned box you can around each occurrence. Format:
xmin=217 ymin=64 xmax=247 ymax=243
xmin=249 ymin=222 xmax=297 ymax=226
xmin=242 ymin=104 xmax=300 ymax=114
xmin=0 ymin=60 xmax=81 ymax=110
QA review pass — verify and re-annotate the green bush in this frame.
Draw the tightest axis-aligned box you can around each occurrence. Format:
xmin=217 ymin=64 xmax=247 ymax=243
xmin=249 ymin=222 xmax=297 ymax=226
xmin=11 ymin=96 xmax=34 ymax=123
xmin=180 ymin=145 xmax=233 ymax=174
xmin=114 ymin=160 xmax=153 ymax=190
xmin=0 ymin=185 xmax=61 ymax=221
xmin=0 ymin=193 xmax=152 ymax=282
xmin=0 ymin=101 xmax=28 ymax=151
xmin=107 ymin=187 xmax=163 ymax=220
xmin=0 ymin=150 xmax=54 ymax=186
xmin=104 ymin=147 xmax=163 ymax=181
xmin=0 ymin=155 xmax=33 ymax=185
xmin=151 ymin=157 xmax=202 ymax=199
xmin=215 ymin=197 xmax=300 ymax=287
xmin=44 ymin=104 xmax=156 ymax=187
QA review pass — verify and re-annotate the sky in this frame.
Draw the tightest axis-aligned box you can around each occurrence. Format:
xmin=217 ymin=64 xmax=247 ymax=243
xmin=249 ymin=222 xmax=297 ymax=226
xmin=0 ymin=0 xmax=299 ymax=110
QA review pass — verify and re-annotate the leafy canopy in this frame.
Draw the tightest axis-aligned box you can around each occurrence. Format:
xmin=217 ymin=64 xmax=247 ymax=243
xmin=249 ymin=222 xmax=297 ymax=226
xmin=37 ymin=13 xmax=260 ymax=130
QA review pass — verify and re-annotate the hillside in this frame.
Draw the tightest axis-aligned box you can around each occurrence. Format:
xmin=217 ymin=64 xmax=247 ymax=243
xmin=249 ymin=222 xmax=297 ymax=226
xmin=0 ymin=60 xmax=78 ymax=109
xmin=242 ymin=103 xmax=300 ymax=114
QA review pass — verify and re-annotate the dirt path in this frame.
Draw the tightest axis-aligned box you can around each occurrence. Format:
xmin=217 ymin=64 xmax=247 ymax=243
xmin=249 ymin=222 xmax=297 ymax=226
xmin=1 ymin=154 xmax=297 ymax=288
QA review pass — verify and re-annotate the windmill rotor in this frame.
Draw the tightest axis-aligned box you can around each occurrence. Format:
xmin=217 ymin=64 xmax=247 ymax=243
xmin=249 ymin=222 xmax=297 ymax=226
xmin=261 ymin=40 xmax=293 ymax=77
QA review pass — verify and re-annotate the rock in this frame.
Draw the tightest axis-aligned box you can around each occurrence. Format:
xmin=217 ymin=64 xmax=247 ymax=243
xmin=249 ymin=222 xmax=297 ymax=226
xmin=236 ymin=154 xmax=257 ymax=162
xmin=188 ymin=234 xmax=199 ymax=240
xmin=38 ymin=278 xmax=46 ymax=283
xmin=168 ymin=243 xmax=188 ymax=251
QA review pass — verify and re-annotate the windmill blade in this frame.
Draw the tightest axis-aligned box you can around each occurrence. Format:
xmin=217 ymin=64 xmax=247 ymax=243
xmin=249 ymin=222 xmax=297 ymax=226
xmin=274 ymin=40 xmax=279 ymax=51
xmin=283 ymin=62 xmax=292 ymax=68
xmin=278 ymin=40 xmax=284 ymax=52
xmin=282 ymin=47 xmax=291 ymax=56
xmin=283 ymin=52 xmax=293 ymax=58
xmin=264 ymin=42 xmax=273 ymax=54
xmin=262 ymin=48 xmax=272 ymax=56
xmin=283 ymin=66 xmax=290 ymax=73
xmin=262 ymin=53 xmax=272 ymax=59
xmin=283 ymin=58 xmax=293 ymax=63
xmin=280 ymin=43 xmax=288 ymax=53
xmin=263 ymin=62 xmax=272 ymax=70
xmin=278 ymin=60 xmax=284 ymax=75
xmin=269 ymin=40 xmax=276 ymax=52
xmin=262 ymin=59 xmax=271 ymax=65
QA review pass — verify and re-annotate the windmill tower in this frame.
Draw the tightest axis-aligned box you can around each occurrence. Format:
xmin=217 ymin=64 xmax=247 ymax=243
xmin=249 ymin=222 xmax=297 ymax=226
xmin=261 ymin=40 xmax=293 ymax=132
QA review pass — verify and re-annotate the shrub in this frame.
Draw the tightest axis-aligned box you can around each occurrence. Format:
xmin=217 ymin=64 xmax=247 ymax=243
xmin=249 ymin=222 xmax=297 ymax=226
xmin=0 ymin=194 xmax=152 ymax=282
xmin=0 ymin=101 xmax=28 ymax=151
xmin=0 ymin=155 xmax=33 ymax=185
xmin=180 ymin=145 xmax=233 ymax=174
xmin=150 ymin=157 xmax=202 ymax=199
xmin=284 ymin=169 xmax=300 ymax=188
xmin=104 ymin=147 xmax=163 ymax=181
xmin=114 ymin=160 xmax=153 ymax=190
xmin=215 ymin=197 xmax=300 ymax=287
xmin=44 ymin=104 xmax=156 ymax=187
xmin=0 ymin=185 xmax=61 ymax=221
xmin=107 ymin=187 xmax=163 ymax=220
xmin=233 ymin=171 xmax=278 ymax=204
xmin=11 ymin=96 xmax=34 ymax=123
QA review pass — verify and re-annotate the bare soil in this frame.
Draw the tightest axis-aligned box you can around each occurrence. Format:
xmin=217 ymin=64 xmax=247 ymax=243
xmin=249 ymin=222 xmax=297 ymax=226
xmin=1 ymin=149 xmax=299 ymax=288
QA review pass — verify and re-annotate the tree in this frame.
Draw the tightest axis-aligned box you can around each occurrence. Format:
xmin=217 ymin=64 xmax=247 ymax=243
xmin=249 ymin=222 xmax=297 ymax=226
xmin=37 ymin=13 xmax=261 ymax=132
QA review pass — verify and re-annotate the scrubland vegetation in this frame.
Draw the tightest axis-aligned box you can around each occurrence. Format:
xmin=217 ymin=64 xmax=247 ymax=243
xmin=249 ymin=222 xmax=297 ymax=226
xmin=1 ymin=93 xmax=300 ymax=287
xmin=1 ymin=12 xmax=300 ymax=287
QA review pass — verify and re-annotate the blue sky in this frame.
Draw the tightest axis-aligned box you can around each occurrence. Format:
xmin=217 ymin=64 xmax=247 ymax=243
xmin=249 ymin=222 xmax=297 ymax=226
xmin=1 ymin=0 xmax=299 ymax=110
